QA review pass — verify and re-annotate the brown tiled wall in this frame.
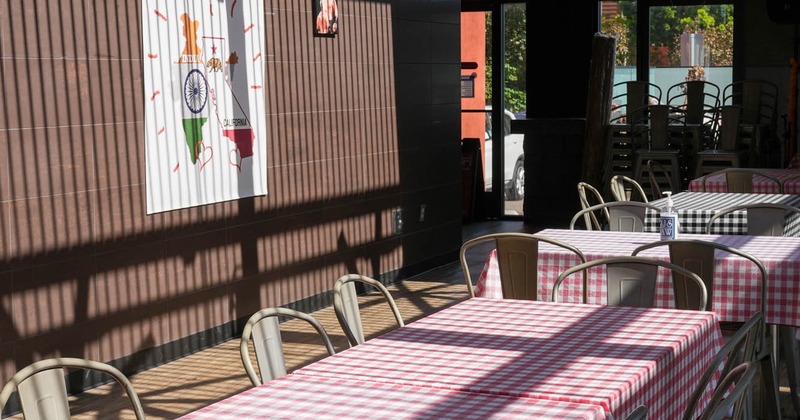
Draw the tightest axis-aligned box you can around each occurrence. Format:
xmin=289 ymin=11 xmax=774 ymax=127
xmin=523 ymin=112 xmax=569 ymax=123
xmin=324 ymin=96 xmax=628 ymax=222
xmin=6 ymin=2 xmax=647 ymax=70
xmin=0 ymin=0 xmax=462 ymax=386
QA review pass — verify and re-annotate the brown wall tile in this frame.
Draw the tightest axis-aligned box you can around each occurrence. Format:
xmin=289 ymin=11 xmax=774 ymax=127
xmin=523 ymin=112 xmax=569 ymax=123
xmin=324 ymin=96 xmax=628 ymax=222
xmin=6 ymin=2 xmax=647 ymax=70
xmin=0 ymin=0 xmax=463 ymax=388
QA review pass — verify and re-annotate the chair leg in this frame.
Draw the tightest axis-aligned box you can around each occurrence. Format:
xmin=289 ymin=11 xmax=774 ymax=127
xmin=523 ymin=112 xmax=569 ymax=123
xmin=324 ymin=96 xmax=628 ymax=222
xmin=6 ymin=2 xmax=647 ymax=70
xmin=781 ymin=326 xmax=800 ymax=414
xmin=758 ymin=350 xmax=782 ymax=420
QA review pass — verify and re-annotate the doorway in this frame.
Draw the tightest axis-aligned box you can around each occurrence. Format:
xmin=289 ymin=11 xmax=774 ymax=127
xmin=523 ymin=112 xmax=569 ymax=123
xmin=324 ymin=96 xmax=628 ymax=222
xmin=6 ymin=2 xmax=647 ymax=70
xmin=460 ymin=2 xmax=526 ymax=220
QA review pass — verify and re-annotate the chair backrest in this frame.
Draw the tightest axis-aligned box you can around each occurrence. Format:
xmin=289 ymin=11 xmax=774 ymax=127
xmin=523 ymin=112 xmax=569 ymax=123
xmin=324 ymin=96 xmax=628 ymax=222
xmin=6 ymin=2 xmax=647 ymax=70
xmin=723 ymin=79 xmax=779 ymax=131
xmin=704 ymin=168 xmax=783 ymax=193
xmin=626 ymin=405 xmax=648 ymax=420
xmin=611 ymin=80 xmax=662 ymax=123
xmin=625 ymin=104 xmax=687 ymax=153
xmin=460 ymin=233 xmax=587 ymax=300
xmin=577 ymin=181 xmax=608 ymax=230
xmin=706 ymin=202 xmax=800 ymax=236
xmin=0 ymin=357 xmax=146 ymax=420
xmin=333 ymin=274 xmax=404 ymax=347
xmin=610 ymin=175 xmax=649 ymax=202
xmin=667 ymin=80 xmax=721 ymax=125
xmin=553 ymin=256 xmax=707 ymax=310
xmin=631 ymin=239 xmax=767 ymax=313
xmin=710 ymin=105 xmax=743 ymax=151
xmin=682 ymin=312 xmax=764 ymax=420
xmin=570 ymin=201 xmax=661 ymax=232
xmin=240 ymin=307 xmax=336 ymax=386
xmin=645 ymin=159 xmax=677 ymax=201
xmin=700 ymin=362 xmax=757 ymax=420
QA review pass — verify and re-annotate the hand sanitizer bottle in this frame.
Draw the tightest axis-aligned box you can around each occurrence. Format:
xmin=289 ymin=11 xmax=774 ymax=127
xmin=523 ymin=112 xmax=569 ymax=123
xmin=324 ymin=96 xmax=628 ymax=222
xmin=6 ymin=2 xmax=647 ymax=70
xmin=660 ymin=191 xmax=679 ymax=240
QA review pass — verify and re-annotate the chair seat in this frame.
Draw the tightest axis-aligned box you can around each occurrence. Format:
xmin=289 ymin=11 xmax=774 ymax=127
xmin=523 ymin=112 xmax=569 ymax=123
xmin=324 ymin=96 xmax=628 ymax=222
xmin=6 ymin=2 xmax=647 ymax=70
xmin=694 ymin=149 xmax=747 ymax=177
xmin=634 ymin=150 xmax=681 ymax=194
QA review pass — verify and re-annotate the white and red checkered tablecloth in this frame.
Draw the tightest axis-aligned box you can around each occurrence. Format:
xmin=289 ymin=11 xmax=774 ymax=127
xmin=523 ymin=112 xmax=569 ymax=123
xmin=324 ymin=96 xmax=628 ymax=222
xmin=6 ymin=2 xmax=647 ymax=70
xmin=179 ymin=374 xmax=608 ymax=419
xmin=474 ymin=229 xmax=800 ymax=327
xmin=293 ymin=298 xmax=723 ymax=420
xmin=643 ymin=192 xmax=800 ymax=235
xmin=687 ymin=168 xmax=800 ymax=194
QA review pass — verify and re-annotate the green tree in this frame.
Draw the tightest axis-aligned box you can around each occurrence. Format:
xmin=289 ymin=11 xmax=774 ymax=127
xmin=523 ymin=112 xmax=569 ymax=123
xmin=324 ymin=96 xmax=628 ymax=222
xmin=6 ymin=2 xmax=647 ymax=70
xmin=601 ymin=2 xmax=733 ymax=67
xmin=486 ymin=5 xmax=527 ymax=114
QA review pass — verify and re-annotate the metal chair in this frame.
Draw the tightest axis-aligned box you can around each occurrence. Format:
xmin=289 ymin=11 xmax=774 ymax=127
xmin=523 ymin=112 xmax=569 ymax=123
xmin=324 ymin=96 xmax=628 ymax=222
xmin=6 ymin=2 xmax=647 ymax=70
xmin=666 ymin=79 xmax=721 ymax=155
xmin=700 ymin=362 xmax=758 ymax=420
xmin=577 ymin=181 xmax=609 ymax=230
xmin=632 ymin=239 xmax=781 ymax=419
xmin=701 ymin=168 xmax=783 ymax=193
xmin=569 ymin=201 xmax=662 ymax=232
xmin=0 ymin=357 xmax=147 ymax=420
xmin=552 ymin=256 xmax=707 ymax=310
xmin=694 ymin=105 xmax=749 ymax=177
xmin=610 ymin=175 xmax=649 ymax=202
xmin=628 ymin=104 xmax=687 ymax=192
xmin=683 ymin=312 xmax=764 ymax=420
xmin=240 ymin=307 xmax=336 ymax=386
xmin=625 ymin=405 xmax=649 ymax=420
xmin=460 ymin=232 xmax=586 ymax=300
xmin=722 ymin=79 xmax=779 ymax=167
xmin=707 ymin=200 xmax=800 ymax=413
xmin=610 ymin=80 xmax=662 ymax=124
xmin=706 ymin=202 xmax=800 ymax=236
xmin=334 ymin=274 xmax=404 ymax=347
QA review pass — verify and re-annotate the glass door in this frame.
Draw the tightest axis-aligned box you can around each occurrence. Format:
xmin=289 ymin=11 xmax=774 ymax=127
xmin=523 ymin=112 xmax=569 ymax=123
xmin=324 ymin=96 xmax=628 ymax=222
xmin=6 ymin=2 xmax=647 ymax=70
xmin=601 ymin=1 xmax=733 ymax=105
xmin=461 ymin=2 xmax=526 ymax=219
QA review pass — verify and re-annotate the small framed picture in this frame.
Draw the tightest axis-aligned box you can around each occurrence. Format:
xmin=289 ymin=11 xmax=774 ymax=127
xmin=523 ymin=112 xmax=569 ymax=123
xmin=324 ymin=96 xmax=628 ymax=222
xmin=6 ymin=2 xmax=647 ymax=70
xmin=313 ymin=0 xmax=339 ymax=37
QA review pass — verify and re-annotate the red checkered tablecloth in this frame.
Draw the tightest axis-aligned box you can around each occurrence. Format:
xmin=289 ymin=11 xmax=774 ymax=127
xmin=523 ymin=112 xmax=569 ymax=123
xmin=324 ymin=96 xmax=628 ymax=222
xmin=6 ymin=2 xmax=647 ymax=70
xmin=179 ymin=375 xmax=608 ymax=419
xmin=476 ymin=229 xmax=800 ymax=327
xmin=294 ymin=298 xmax=723 ymax=420
xmin=687 ymin=168 xmax=800 ymax=194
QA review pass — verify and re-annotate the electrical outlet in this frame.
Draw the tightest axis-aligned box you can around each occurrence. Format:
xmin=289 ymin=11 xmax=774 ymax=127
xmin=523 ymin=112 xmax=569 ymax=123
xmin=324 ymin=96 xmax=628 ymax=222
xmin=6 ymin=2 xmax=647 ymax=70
xmin=392 ymin=208 xmax=403 ymax=235
xmin=419 ymin=204 xmax=427 ymax=222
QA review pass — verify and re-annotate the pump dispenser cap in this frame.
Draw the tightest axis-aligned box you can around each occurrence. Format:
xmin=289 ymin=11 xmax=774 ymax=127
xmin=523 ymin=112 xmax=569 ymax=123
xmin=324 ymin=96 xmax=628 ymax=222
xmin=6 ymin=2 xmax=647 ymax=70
xmin=663 ymin=191 xmax=673 ymax=207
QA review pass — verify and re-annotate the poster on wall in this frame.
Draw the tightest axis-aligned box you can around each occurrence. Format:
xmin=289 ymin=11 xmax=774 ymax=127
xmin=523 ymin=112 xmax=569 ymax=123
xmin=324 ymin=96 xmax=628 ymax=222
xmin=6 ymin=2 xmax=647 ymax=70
xmin=142 ymin=0 xmax=267 ymax=214
xmin=313 ymin=0 xmax=339 ymax=37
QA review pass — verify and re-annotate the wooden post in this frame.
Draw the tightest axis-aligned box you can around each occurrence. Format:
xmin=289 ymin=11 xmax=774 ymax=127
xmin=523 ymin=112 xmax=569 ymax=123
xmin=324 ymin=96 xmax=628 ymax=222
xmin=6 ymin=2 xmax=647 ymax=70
xmin=583 ymin=33 xmax=617 ymax=191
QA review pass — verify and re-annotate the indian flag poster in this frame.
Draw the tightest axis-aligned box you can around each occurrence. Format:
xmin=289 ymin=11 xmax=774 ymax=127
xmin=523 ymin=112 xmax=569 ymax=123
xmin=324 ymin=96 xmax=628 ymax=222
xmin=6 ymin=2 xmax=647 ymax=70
xmin=142 ymin=0 xmax=267 ymax=214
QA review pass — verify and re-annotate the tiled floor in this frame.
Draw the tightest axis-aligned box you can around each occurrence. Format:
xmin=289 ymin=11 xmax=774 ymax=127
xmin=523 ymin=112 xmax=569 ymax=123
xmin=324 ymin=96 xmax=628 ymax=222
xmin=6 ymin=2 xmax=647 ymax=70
xmin=3 ymin=221 xmax=799 ymax=419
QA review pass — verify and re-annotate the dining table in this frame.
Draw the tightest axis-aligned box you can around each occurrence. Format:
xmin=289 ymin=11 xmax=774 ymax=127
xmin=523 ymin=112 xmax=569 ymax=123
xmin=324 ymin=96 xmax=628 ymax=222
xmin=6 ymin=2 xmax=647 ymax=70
xmin=290 ymin=298 xmax=723 ymax=419
xmin=686 ymin=167 xmax=800 ymax=193
xmin=642 ymin=191 xmax=800 ymax=235
xmin=474 ymin=228 xmax=800 ymax=328
xmin=178 ymin=374 xmax=610 ymax=419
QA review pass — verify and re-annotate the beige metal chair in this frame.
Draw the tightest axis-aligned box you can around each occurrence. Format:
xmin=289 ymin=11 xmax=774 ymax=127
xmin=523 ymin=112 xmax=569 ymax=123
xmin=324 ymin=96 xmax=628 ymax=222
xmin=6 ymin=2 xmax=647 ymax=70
xmin=632 ymin=239 xmax=781 ymax=419
xmin=240 ymin=307 xmax=336 ymax=386
xmin=0 ymin=357 xmax=146 ymax=420
xmin=631 ymin=239 xmax=767 ymax=313
xmin=683 ymin=312 xmax=765 ymax=420
xmin=628 ymin=104 xmax=687 ymax=191
xmin=722 ymin=79 xmax=779 ymax=167
xmin=707 ymin=201 xmax=800 ymax=412
xmin=460 ymin=233 xmax=586 ymax=300
xmin=334 ymin=274 xmax=404 ymax=347
xmin=683 ymin=312 xmax=763 ymax=420
xmin=577 ymin=181 xmax=609 ymax=230
xmin=610 ymin=175 xmax=649 ymax=202
xmin=706 ymin=202 xmax=800 ymax=236
xmin=666 ymin=79 xmax=721 ymax=157
xmin=625 ymin=404 xmax=648 ymax=420
xmin=701 ymin=168 xmax=783 ymax=193
xmin=694 ymin=105 xmax=748 ymax=177
xmin=569 ymin=201 xmax=662 ymax=232
xmin=700 ymin=362 xmax=757 ymax=420
xmin=610 ymin=80 xmax=662 ymax=124
xmin=552 ymin=256 xmax=707 ymax=310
